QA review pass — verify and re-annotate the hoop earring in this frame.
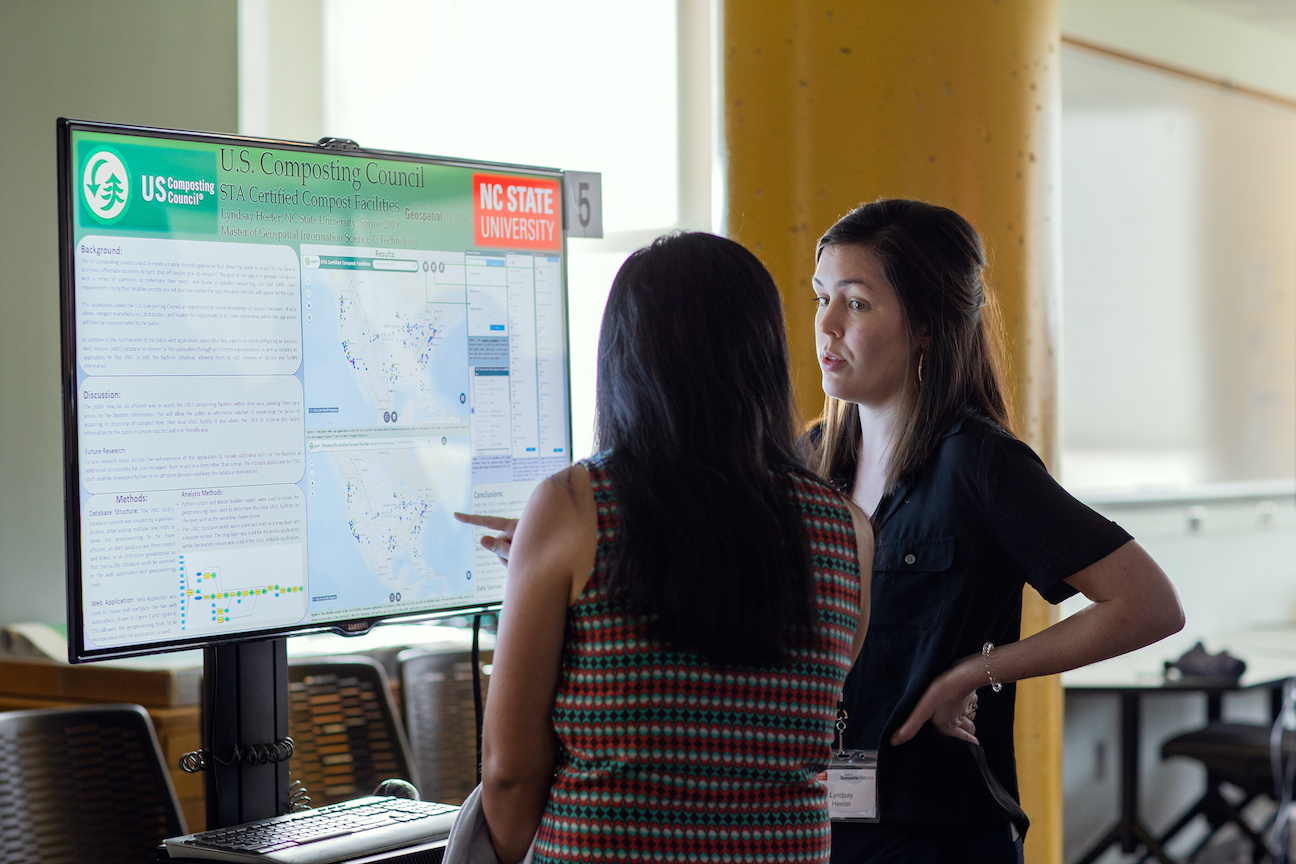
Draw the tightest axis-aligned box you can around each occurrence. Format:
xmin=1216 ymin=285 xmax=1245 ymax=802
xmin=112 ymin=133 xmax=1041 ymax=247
xmin=917 ymin=353 xmax=924 ymax=384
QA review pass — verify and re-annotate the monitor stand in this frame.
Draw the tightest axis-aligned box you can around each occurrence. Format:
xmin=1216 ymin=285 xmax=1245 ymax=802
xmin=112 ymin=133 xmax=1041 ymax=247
xmin=202 ymin=637 xmax=291 ymax=829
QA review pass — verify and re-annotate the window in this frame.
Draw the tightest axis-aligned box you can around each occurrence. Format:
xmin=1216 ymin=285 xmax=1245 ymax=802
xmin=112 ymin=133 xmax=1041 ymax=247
xmin=321 ymin=0 xmax=684 ymax=459
xmin=1061 ymin=44 xmax=1296 ymax=493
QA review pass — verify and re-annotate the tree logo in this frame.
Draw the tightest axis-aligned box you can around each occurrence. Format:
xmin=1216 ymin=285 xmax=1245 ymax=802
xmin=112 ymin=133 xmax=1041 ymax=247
xmin=82 ymin=146 xmax=131 ymax=223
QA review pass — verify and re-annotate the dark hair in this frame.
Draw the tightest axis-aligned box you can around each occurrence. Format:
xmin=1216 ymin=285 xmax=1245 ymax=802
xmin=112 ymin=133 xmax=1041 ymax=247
xmin=811 ymin=199 xmax=1013 ymax=492
xmin=595 ymin=232 xmax=816 ymax=668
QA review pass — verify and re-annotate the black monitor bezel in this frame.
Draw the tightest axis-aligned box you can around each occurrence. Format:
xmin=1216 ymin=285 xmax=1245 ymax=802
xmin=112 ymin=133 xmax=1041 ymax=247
xmin=59 ymin=118 xmax=571 ymax=663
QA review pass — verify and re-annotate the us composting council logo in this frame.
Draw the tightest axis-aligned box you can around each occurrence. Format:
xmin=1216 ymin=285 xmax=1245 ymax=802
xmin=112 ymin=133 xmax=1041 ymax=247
xmin=82 ymin=145 xmax=131 ymax=224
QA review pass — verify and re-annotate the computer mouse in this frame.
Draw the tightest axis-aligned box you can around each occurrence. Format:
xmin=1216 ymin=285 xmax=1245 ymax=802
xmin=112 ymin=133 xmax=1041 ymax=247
xmin=373 ymin=778 xmax=420 ymax=800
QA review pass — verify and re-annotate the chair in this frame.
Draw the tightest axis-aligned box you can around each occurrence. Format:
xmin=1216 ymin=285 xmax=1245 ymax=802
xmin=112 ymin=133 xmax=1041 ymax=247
xmin=0 ymin=703 xmax=186 ymax=864
xmin=399 ymin=646 xmax=492 ymax=805
xmin=1158 ymin=722 xmax=1296 ymax=862
xmin=287 ymin=656 xmax=420 ymax=808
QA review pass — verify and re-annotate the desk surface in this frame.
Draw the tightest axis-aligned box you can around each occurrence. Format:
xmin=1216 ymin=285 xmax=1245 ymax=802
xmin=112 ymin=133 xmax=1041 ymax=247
xmin=1062 ymin=624 xmax=1296 ymax=690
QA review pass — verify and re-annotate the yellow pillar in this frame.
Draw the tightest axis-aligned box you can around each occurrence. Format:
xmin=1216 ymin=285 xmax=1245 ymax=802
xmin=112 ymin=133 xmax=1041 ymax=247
xmin=723 ymin=3 xmax=1063 ymax=864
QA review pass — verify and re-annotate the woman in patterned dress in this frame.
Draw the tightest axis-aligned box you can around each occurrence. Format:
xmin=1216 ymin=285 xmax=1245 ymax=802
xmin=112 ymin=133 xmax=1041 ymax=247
xmin=473 ymin=232 xmax=872 ymax=864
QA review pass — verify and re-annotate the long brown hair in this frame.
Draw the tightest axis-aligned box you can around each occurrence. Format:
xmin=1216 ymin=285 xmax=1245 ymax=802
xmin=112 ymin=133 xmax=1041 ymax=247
xmin=811 ymin=199 xmax=1013 ymax=493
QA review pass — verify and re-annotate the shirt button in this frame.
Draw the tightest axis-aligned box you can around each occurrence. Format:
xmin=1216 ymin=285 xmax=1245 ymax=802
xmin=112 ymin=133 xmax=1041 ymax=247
xmin=904 ymin=553 xmax=916 ymax=565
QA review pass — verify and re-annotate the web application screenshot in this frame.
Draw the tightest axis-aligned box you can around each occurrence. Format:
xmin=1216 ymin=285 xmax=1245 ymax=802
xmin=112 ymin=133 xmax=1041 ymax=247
xmin=69 ymin=130 xmax=570 ymax=653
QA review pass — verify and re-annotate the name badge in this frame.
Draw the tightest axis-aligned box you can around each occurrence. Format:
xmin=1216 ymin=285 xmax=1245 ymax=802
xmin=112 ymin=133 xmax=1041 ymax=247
xmin=822 ymin=749 xmax=878 ymax=822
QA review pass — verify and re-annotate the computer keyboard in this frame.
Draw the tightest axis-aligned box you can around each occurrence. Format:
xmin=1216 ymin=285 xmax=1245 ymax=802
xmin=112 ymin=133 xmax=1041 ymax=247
xmin=162 ymin=796 xmax=459 ymax=864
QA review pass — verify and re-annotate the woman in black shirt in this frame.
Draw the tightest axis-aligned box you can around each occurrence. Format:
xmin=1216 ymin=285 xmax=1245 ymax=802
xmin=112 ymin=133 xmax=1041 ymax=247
xmin=811 ymin=199 xmax=1184 ymax=864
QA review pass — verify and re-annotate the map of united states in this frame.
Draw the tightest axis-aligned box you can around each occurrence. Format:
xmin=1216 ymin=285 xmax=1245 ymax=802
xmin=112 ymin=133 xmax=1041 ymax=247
xmin=336 ymin=449 xmax=457 ymax=596
xmin=335 ymin=269 xmax=458 ymax=418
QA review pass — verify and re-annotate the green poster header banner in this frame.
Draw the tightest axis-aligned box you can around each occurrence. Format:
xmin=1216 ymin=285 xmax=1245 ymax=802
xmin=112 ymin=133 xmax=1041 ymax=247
xmin=69 ymin=130 xmax=512 ymax=252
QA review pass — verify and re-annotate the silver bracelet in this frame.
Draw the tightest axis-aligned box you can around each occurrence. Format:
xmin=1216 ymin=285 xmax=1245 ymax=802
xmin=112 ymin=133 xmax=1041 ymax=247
xmin=982 ymin=641 xmax=1002 ymax=693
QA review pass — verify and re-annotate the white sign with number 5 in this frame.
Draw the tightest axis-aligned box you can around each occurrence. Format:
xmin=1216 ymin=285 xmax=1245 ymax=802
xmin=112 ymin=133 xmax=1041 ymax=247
xmin=563 ymin=171 xmax=603 ymax=238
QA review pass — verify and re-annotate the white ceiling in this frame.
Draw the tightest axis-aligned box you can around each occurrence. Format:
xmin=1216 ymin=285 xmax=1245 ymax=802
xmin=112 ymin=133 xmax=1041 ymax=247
xmin=1180 ymin=0 xmax=1296 ymax=38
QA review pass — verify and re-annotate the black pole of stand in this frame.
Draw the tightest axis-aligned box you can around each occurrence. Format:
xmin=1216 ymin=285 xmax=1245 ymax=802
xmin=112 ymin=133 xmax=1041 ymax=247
xmin=472 ymin=614 xmax=484 ymax=785
xmin=203 ymin=637 xmax=291 ymax=829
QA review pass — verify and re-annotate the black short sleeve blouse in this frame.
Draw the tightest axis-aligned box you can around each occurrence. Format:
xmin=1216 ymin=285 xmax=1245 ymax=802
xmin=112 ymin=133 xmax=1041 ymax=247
xmin=837 ymin=414 xmax=1132 ymax=830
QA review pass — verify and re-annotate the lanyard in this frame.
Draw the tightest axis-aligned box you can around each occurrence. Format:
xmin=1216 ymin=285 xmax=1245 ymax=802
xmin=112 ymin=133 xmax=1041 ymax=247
xmin=825 ymin=702 xmax=878 ymax=822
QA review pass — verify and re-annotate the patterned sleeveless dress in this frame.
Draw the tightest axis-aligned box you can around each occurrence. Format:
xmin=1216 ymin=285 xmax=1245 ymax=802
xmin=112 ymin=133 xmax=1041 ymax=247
xmin=532 ymin=453 xmax=862 ymax=864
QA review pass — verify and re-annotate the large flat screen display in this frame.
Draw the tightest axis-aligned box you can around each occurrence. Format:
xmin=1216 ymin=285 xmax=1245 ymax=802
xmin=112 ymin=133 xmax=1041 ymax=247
xmin=59 ymin=121 xmax=571 ymax=661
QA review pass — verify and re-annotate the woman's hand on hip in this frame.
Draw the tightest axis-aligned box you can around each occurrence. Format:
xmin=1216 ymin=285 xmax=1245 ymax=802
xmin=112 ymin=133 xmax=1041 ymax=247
xmin=890 ymin=655 xmax=982 ymax=747
xmin=453 ymin=512 xmax=519 ymax=563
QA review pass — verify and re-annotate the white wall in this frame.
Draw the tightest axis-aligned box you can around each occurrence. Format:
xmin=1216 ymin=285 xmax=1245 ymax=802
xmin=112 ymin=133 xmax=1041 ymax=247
xmin=1058 ymin=7 xmax=1296 ymax=492
xmin=0 ymin=1 xmax=237 ymax=627
xmin=1064 ymin=484 xmax=1296 ymax=656
xmin=1061 ymin=104 xmax=1205 ymax=485
xmin=238 ymin=0 xmax=323 ymax=142
xmin=1062 ymin=0 xmax=1296 ymax=103
xmin=1059 ymin=46 xmax=1296 ymax=491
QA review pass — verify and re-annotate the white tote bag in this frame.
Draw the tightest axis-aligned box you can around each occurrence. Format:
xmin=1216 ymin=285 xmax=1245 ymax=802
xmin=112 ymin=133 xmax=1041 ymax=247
xmin=442 ymin=784 xmax=536 ymax=864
